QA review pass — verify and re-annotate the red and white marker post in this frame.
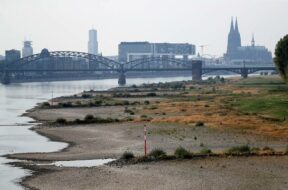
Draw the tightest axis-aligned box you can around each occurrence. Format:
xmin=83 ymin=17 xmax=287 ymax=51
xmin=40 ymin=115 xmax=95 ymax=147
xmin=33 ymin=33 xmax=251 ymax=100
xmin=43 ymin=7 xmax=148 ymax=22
xmin=144 ymin=125 xmax=147 ymax=156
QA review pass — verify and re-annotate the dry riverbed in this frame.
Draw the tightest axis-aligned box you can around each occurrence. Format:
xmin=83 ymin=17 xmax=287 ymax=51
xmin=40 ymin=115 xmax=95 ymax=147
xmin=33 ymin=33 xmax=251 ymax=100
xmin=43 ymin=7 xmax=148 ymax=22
xmin=8 ymin=76 xmax=288 ymax=190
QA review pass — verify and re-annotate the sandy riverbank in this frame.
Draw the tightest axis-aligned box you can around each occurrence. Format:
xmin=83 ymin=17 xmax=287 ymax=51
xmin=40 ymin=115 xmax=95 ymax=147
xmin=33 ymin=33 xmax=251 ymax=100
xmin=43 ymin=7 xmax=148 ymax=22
xmin=7 ymin=76 xmax=288 ymax=190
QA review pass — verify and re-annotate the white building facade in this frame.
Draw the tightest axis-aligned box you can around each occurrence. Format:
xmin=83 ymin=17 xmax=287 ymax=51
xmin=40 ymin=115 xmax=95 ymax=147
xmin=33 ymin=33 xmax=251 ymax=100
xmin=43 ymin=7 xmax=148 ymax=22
xmin=22 ymin=41 xmax=33 ymax=58
xmin=88 ymin=29 xmax=98 ymax=55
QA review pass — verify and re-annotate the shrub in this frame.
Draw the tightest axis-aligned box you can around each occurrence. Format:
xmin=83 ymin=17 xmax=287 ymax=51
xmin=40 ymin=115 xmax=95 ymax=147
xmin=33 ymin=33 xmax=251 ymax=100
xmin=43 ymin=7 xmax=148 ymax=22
xmin=84 ymin=114 xmax=94 ymax=121
xmin=195 ymin=121 xmax=204 ymax=127
xmin=144 ymin=100 xmax=150 ymax=105
xmin=82 ymin=94 xmax=92 ymax=98
xmin=262 ymin=146 xmax=275 ymax=154
xmin=174 ymin=147 xmax=192 ymax=159
xmin=225 ymin=145 xmax=251 ymax=155
xmin=199 ymin=148 xmax=212 ymax=155
xmin=146 ymin=92 xmax=157 ymax=97
xmin=42 ymin=102 xmax=50 ymax=107
xmin=121 ymin=152 xmax=135 ymax=160
xmin=62 ymin=102 xmax=73 ymax=108
xmin=56 ymin=118 xmax=67 ymax=124
xmin=148 ymin=149 xmax=167 ymax=159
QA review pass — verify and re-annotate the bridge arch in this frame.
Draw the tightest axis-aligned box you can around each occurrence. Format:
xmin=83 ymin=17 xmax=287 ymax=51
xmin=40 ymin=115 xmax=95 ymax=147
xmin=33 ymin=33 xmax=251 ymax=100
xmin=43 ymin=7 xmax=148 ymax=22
xmin=5 ymin=49 xmax=121 ymax=71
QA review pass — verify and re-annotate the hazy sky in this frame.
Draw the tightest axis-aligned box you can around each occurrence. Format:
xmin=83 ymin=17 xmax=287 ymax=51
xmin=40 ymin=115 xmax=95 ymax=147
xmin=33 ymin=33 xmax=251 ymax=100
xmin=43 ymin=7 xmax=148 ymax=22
xmin=0 ymin=0 xmax=287 ymax=57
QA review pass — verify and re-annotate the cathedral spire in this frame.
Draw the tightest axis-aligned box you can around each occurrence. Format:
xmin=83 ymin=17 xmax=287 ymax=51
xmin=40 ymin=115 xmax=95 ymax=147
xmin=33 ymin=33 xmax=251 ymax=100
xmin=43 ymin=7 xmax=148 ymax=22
xmin=235 ymin=17 xmax=239 ymax=33
xmin=230 ymin=17 xmax=234 ymax=32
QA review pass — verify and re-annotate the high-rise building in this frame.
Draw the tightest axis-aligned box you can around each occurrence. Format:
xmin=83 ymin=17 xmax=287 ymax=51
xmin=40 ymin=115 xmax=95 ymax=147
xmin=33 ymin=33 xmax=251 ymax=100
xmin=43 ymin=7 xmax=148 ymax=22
xmin=22 ymin=41 xmax=33 ymax=58
xmin=5 ymin=49 xmax=21 ymax=63
xmin=225 ymin=18 xmax=272 ymax=64
xmin=88 ymin=29 xmax=98 ymax=55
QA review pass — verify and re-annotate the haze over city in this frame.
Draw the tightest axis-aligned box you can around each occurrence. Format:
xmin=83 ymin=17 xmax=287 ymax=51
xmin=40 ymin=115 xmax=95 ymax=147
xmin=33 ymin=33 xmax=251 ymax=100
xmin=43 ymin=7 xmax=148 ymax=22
xmin=1 ymin=0 xmax=287 ymax=56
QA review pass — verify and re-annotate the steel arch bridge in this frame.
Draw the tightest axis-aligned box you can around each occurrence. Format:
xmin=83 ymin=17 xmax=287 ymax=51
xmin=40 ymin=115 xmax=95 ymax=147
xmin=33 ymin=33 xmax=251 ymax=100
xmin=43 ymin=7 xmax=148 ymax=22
xmin=4 ymin=50 xmax=121 ymax=71
xmin=0 ymin=49 xmax=276 ymax=85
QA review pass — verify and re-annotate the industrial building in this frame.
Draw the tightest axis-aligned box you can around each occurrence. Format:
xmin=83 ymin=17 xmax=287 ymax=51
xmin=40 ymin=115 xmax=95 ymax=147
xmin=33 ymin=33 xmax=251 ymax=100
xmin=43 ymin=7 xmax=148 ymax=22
xmin=5 ymin=49 xmax=21 ymax=63
xmin=118 ymin=42 xmax=196 ymax=63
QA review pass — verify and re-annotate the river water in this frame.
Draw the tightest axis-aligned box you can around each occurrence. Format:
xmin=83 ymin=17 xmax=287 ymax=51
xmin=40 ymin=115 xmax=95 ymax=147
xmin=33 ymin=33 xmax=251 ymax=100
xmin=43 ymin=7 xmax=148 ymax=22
xmin=0 ymin=76 xmax=196 ymax=190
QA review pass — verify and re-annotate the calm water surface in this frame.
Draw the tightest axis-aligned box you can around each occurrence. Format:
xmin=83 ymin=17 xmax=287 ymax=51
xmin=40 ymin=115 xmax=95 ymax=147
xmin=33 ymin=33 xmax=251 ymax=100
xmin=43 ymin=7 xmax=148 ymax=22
xmin=0 ymin=77 xmax=194 ymax=190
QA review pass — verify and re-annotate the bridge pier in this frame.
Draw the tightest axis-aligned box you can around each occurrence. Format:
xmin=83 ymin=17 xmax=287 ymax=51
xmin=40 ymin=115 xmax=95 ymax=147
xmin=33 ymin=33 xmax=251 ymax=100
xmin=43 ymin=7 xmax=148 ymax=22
xmin=118 ymin=72 xmax=126 ymax=86
xmin=241 ymin=68 xmax=248 ymax=79
xmin=1 ymin=71 xmax=11 ymax=85
xmin=192 ymin=60 xmax=203 ymax=81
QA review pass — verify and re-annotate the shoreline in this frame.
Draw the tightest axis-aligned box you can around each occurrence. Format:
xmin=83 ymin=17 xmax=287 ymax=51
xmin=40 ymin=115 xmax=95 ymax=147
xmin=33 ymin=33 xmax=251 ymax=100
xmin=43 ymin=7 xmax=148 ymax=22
xmin=5 ymin=76 xmax=288 ymax=190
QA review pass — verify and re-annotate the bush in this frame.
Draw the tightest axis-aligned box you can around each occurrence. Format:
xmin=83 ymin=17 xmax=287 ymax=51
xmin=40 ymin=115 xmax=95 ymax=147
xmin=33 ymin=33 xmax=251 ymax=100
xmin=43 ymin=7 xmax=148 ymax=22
xmin=121 ymin=152 xmax=135 ymax=160
xmin=146 ymin=92 xmax=157 ymax=97
xmin=195 ymin=121 xmax=204 ymax=127
xmin=82 ymin=94 xmax=92 ymax=98
xmin=148 ymin=149 xmax=167 ymax=159
xmin=199 ymin=148 xmax=212 ymax=155
xmin=56 ymin=118 xmax=67 ymax=124
xmin=225 ymin=145 xmax=251 ymax=155
xmin=144 ymin=100 xmax=150 ymax=105
xmin=42 ymin=102 xmax=50 ymax=107
xmin=84 ymin=114 xmax=94 ymax=121
xmin=174 ymin=147 xmax=192 ymax=159
xmin=262 ymin=146 xmax=275 ymax=154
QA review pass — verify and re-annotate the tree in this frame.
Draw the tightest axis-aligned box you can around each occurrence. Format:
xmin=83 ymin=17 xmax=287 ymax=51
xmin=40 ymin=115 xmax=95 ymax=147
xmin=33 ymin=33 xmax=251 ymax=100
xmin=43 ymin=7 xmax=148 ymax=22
xmin=274 ymin=34 xmax=288 ymax=83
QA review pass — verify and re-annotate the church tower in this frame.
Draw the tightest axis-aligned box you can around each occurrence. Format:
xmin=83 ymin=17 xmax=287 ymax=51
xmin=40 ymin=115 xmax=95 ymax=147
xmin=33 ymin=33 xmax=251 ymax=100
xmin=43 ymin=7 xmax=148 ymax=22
xmin=234 ymin=18 xmax=242 ymax=48
xmin=226 ymin=17 xmax=242 ymax=58
xmin=227 ymin=18 xmax=235 ymax=55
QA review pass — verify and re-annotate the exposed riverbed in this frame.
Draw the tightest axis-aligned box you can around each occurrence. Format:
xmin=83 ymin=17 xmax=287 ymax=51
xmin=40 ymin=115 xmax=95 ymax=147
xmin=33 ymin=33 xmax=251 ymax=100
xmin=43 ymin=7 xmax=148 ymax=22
xmin=0 ymin=77 xmax=193 ymax=189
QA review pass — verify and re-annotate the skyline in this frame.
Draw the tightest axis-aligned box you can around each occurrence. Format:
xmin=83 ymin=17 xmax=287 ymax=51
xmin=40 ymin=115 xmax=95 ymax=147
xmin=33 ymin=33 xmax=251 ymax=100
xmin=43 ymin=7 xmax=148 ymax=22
xmin=0 ymin=0 xmax=287 ymax=57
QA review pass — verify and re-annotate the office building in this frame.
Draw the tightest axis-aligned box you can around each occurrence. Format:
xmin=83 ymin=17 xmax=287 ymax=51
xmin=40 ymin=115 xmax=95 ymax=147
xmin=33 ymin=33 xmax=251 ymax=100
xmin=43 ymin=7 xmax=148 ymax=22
xmin=5 ymin=49 xmax=21 ymax=63
xmin=22 ymin=41 xmax=33 ymax=58
xmin=88 ymin=29 xmax=98 ymax=55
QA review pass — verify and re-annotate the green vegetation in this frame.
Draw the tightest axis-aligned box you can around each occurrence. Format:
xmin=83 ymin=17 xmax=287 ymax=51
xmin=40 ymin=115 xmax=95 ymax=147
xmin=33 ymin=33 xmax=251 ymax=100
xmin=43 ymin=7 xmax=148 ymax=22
xmin=121 ymin=152 xmax=135 ymax=160
xmin=195 ymin=121 xmax=204 ymax=127
xmin=54 ymin=114 xmax=120 ymax=125
xmin=199 ymin=148 xmax=212 ymax=155
xmin=56 ymin=118 xmax=67 ymax=124
xmin=174 ymin=147 xmax=192 ymax=159
xmin=148 ymin=148 xmax=167 ymax=159
xmin=225 ymin=145 xmax=251 ymax=155
xmin=232 ymin=96 xmax=288 ymax=121
xmin=274 ymin=34 xmax=288 ymax=83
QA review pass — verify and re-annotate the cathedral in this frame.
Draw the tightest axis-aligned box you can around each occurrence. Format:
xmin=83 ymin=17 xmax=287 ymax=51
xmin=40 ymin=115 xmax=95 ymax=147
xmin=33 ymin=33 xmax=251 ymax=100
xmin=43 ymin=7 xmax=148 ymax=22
xmin=225 ymin=18 xmax=272 ymax=64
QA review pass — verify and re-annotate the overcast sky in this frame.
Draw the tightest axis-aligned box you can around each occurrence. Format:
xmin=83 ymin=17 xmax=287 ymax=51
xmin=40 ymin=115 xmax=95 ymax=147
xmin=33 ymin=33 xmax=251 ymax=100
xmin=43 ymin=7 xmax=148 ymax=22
xmin=0 ymin=0 xmax=287 ymax=57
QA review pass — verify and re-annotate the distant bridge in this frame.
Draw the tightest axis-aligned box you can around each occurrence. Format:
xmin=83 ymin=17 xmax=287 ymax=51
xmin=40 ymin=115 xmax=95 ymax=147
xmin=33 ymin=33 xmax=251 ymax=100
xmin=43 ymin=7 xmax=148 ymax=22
xmin=0 ymin=49 xmax=276 ymax=85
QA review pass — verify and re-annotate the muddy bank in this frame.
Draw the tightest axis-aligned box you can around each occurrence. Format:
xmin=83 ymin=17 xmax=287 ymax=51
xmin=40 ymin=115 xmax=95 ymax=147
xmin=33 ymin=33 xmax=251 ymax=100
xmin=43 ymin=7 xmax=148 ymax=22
xmin=19 ymin=156 xmax=288 ymax=190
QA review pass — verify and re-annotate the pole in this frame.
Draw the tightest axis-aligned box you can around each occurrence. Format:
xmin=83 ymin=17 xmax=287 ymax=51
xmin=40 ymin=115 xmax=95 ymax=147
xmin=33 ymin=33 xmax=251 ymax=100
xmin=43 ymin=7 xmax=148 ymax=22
xmin=51 ymin=90 xmax=53 ymax=106
xmin=144 ymin=125 xmax=147 ymax=156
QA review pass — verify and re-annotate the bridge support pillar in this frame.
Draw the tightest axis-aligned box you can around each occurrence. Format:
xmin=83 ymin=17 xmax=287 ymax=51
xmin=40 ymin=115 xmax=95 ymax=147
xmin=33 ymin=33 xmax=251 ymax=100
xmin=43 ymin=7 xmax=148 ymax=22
xmin=241 ymin=68 xmax=248 ymax=79
xmin=192 ymin=60 xmax=203 ymax=81
xmin=118 ymin=72 xmax=126 ymax=86
xmin=1 ymin=71 xmax=11 ymax=85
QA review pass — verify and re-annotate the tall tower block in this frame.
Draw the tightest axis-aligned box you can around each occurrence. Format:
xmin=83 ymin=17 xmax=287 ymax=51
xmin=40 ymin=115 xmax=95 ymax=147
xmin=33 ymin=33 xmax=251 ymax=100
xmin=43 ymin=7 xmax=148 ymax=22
xmin=88 ymin=29 xmax=98 ymax=55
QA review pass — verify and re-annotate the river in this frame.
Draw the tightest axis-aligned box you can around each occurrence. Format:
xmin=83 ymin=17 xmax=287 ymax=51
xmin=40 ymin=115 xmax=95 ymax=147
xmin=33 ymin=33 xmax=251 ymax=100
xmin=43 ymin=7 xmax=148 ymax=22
xmin=0 ymin=76 xmax=198 ymax=190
